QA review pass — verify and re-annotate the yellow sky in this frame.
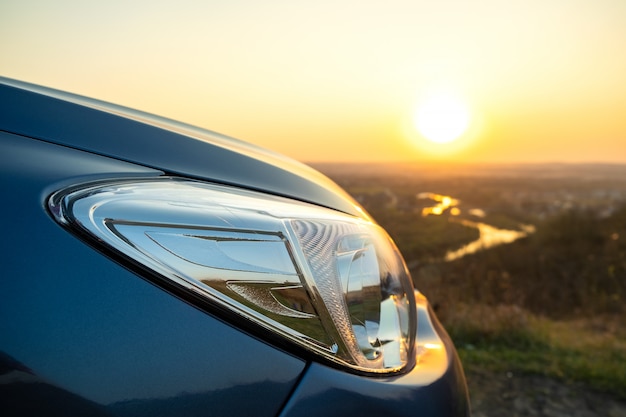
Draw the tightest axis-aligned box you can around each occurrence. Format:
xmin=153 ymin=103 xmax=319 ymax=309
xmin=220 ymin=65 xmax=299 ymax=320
xmin=2 ymin=0 xmax=625 ymax=163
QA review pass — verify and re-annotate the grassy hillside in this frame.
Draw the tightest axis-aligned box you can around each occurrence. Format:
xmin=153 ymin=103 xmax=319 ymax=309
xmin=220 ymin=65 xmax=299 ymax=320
xmin=317 ymin=162 xmax=626 ymax=398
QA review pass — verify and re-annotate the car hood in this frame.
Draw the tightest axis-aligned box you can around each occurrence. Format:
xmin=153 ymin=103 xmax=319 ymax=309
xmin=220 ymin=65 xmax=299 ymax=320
xmin=0 ymin=77 xmax=366 ymax=218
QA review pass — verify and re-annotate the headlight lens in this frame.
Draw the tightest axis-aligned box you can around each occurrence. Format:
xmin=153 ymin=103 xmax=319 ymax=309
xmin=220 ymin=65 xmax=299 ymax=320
xmin=50 ymin=178 xmax=416 ymax=373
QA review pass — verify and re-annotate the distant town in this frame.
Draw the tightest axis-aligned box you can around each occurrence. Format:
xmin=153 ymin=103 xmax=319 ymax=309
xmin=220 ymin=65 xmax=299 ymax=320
xmin=313 ymin=162 xmax=626 ymax=222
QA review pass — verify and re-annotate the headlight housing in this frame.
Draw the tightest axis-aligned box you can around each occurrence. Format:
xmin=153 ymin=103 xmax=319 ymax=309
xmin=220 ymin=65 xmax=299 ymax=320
xmin=50 ymin=178 xmax=416 ymax=374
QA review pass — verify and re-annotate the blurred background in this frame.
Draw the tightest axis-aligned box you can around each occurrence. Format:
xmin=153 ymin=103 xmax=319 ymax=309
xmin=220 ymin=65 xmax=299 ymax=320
xmin=3 ymin=1 xmax=626 ymax=415
xmin=2 ymin=0 xmax=625 ymax=164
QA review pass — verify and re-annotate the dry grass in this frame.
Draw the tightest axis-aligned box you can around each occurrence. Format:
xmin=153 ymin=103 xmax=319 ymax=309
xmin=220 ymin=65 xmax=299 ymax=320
xmin=441 ymin=303 xmax=548 ymax=348
xmin=443 ymin=304 xmax=626 ymax=399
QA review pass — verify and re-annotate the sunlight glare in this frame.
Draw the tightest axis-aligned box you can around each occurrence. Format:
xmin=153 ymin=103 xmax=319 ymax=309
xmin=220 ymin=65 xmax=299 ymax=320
xmin=414 ymin=91 xmax=471 ymax=144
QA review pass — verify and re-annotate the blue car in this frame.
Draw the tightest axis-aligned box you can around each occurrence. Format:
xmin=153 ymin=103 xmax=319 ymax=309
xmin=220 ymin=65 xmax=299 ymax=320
xmin=0 ymin=77 xmax=469 ymax=416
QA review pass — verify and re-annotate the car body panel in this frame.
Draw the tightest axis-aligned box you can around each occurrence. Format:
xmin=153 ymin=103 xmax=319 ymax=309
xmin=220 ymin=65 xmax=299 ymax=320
xmin=0 ymin=132 xmax=307 ymax=416
xmin=0 ymin=78 xmax=363 ymax=218
xmin=0 ymin=78 xmax=470 ymax=416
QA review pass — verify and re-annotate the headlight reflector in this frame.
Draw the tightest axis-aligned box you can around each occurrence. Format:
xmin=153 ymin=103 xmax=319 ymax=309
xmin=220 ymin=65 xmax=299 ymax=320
xmin=50 ymin=178 xmax=416 ymax=373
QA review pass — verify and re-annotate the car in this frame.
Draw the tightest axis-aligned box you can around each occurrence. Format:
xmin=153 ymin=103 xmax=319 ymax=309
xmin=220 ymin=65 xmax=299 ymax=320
xmin=0 ymin=76 xmax=470 ymax=416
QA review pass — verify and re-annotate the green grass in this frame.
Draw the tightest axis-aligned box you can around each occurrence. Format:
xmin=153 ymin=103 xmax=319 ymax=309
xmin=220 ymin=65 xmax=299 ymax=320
xmin=447 ymin=307 xmax=626 ymax=399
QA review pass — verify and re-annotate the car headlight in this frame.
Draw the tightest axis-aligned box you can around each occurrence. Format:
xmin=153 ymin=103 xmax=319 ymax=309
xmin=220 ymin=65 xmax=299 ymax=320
xmin=49 ymin=178 xmax=416 ymax=374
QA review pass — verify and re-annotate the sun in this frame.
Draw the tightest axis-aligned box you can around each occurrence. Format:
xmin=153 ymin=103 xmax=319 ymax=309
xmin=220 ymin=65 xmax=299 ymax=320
xmin=414 ymin=91 xmax=471 ymax=144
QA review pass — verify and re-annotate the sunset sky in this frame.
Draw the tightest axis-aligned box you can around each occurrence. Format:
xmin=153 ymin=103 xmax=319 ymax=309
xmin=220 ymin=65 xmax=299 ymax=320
xmin=2 ymin=0 xmax=625 ymax=164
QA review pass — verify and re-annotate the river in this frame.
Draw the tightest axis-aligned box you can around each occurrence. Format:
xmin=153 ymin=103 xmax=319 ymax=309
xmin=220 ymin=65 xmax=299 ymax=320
xmin=418 ymin=193 xmax=535 ymax=261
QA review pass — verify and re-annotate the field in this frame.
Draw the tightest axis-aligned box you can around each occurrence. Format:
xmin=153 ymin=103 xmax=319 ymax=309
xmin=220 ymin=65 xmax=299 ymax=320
xmin=314 ymin=162 xmax=626 ymax=414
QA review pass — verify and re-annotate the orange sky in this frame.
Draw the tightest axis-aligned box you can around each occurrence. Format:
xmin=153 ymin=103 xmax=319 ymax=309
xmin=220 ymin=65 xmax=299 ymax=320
xmin=2 ymin=0 xmax=625 ymax=164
